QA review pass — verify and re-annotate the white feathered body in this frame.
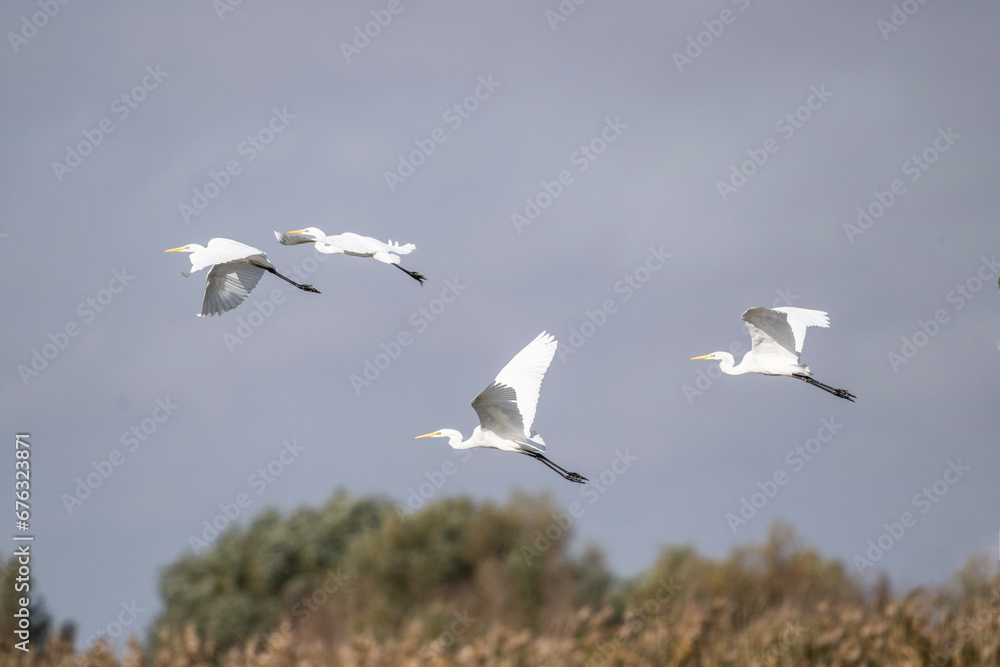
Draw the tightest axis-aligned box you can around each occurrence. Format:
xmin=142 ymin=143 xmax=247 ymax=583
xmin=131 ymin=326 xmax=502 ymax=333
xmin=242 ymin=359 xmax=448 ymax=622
xmin=170 ymin=238 xmax=274 ymax=317
xmin=696 ymin=307 xmax=832 ymax=377
xmin=418 ymin=332 xmax=557 ymax=454
xmin=275 ymin=229 xmax=415 ymax=265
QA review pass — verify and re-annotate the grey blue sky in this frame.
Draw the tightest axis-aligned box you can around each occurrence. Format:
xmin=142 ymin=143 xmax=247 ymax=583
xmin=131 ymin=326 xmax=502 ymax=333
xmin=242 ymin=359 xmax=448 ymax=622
xmin=2 ymin=0 xmax=998 ymax=647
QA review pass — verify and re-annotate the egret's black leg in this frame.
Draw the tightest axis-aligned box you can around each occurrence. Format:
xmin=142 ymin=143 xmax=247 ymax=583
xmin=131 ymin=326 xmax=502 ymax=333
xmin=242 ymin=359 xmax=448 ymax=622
xmin=536 ymin=455 xmax=587 ymax=484
xmin=792 ymin=375 xmax=856 ymax=402
xmin=522 ymin=451 xmax=588 ymax=484
xmin=264 ymin=266 xmax=321 ymax=293
xmin=808 ymin=378 xmax=856 ymax=402
xmin=393 ymin=262 xmax=426 ymax=285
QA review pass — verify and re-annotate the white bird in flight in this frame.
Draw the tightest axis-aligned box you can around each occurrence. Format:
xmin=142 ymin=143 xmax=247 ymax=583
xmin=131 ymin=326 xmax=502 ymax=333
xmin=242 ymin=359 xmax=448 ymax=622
xmin=165 ymin=238 xmax=320 ymax=317
xmin=275 ymin=228 xmax=426 ymax=284
xmin=691 ymin=307 xmax=856 ymax=401
xmin=415 ymin=332 xmax=588 ymax=483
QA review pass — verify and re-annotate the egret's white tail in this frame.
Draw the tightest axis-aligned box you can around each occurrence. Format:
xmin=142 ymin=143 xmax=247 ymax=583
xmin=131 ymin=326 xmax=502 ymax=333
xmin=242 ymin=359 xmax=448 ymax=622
xmin=386 ymin=240 xmax=416 ymax=255
xmin=523 ymin=431 xmax=547 ymax=453
xmin=372 ymin=250 xmax=401 ymax=265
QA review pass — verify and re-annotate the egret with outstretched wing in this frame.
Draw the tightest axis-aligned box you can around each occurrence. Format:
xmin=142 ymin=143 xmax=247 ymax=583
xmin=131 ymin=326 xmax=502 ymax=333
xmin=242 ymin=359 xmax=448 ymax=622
xmin=415 ymin=332 xmax=588 ymax=483
xmin=691 ymin=307 xmax=856 ymax=401
xmin=165 ymin=238 xmax=320 ymax=317
xmin=275 ymin=227 xmax=425 ymax=284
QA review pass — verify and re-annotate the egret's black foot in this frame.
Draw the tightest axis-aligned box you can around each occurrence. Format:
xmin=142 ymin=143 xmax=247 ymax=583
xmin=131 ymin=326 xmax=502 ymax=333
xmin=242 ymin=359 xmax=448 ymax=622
xmin=266 ymin=267 xmax=322 ymax=294
xmin=526 ymin=451 xmax=588 ymax=484
xmin=794 ymin=375 xmax=856 ymax=402
xmin=394 ymin=263 xmax=426 ymax=285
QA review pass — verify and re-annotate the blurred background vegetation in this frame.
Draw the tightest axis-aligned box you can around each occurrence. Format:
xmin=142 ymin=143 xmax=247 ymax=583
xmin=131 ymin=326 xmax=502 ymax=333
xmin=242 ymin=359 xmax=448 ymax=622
xmin=3 ymin=491 xmax=998 ymax=665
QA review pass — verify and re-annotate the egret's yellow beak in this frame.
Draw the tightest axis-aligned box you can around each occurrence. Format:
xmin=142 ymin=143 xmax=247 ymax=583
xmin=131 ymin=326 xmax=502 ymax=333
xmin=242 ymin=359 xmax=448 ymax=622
xmin=164 ymin=246 xmax=188 ymax=253
xmin=413 ymin=431 xmax=441 ymax=439
xmin=285 ymin=229 xmax=308 ymax=235
xmin=690 ymin=354 xmax=714 ymax=360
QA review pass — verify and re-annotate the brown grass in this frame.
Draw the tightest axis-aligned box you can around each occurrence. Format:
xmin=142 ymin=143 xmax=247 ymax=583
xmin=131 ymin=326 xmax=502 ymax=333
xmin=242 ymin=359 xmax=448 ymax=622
xmin=3 ymin=498 xmax=998 ymax=666
xmin=9 ymin=571 xmax=1000 ymax=667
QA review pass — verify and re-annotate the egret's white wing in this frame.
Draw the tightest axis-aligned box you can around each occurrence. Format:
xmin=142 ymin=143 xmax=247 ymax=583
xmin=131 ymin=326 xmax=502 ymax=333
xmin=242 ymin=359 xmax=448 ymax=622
xmin=772 ymin=307 xmax=829 ymax=353
xmin=742 ymin=308 xmax=800 ymax=363
xmin=361 ymin=236 xmax=415 ymax=263
xmin=200 ymin=261 xmax=265 ymax=316
xmin=472 ymin=332 xmax=557 ymax=438
xmin=327 ymin=232 xmax=386 ymax=256
xmin=285 ymin=231 xmax=416 ymax=260
xmin=471 ymin=381 xmax=527 ymax=443
xmin=371 ymin=250 xmax=401 ymax=265
xmin=274 ymin=231 xmax=316 ymax=246
xmin=190 ymin=238 xmax=267 ymax=274
xmin=309 ymin=242 xmax=343 ymax=255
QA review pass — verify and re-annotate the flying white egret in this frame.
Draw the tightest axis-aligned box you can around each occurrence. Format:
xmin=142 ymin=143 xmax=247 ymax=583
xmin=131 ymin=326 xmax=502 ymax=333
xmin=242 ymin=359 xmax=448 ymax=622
xmin=691 ymin=307 xmax=856 ymax=401
xmin=275 ymin=228 xmax=426 ymax=284
xmin=414 ymin=332 xmax=588 ymax=483
xmin=165 ymin=238 xmax=320 ymax=317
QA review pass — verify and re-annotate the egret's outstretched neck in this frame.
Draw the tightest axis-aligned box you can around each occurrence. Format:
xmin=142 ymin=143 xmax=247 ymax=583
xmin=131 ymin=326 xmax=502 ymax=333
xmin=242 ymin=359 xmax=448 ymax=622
xmin=441 ymin=429 xmax=471 ymax=449
xmin=715 ymin=352 xmax=746 ymax=376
